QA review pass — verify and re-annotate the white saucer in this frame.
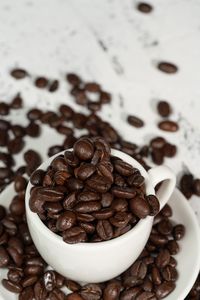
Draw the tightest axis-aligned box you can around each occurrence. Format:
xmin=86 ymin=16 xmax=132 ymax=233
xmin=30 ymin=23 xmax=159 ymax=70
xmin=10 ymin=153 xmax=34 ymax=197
xmin=0 ymin=185 xmax=200 ymax=300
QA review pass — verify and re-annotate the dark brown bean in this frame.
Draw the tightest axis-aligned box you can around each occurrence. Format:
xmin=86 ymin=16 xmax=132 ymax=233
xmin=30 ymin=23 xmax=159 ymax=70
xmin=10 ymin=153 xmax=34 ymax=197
xmin=146 ymin=195 xmax=160 ymax=216
xmin=56 ymin=211 xmax=76 ymax=231
xmin=155 ymin=281 xmax=175 ymax=298
xmin=10 ymin=68 xmax=28 ymax=79
xmin=74 ymin=139 xmax=94 ymax=161
xmin=75 ymin=164 xmax=96 ymax=181
xmin=167 ymin=240 xmax=179 ymax=255
xmin=49 ymin=80 xmax=59 ymax=92
xmin=193 ymin=179 xmax=200 ymax=196
xmin=149 ymin=233 xmax=168 ymax=246
xmin=129 ymin=196 xmax=150 ymax=218
xmin=26 ymin=122 xmax=40 ymax=137
xmin=93 ymin=208 xmax=114 ymax=220
xmin=7 ymin=137 xmax=25 ymax=154
xmin=163 ymin=143 xmax=177 ymax=157
xmin=112 ymin=187 xmax=136 ymax=199
xmin=19 ymin=287 xmax=34 ymax=300
xmin=137 ymin=2 xmax=153 ymax=13
xmin=35 ymin=77 xmax=48 ymax=88
xmin=157 ymin=219 xmax=173 ymax=236
xmin=127 ymin=115 xmax=144 ymax=128
xmin=155 ymin=249 xmax=171 ymax=268
xmin=157 ymin=101 xmax=171 ymax=117
xmin=21 ymin=275 xmax=38 ymax=287
xmin=80 ymin=283 xmax=102 ymax=300
xmin=158 ymin=120 xmax=179 ymax=132
xmin=62 ymin=227 xmax=87 ymax=244
xmin=30 ymin=169 xmax=46 ymax=186
xmin=120 ymin=287 xmax=142 ymax=300
xmin=74 ymin=201 xmax=101 ymax=213
xmin=0 ymin=246 xmax=10 ymax=267
xmin=130 ymin=261 xmax=147 ymax=279
xmin=151 ymin=266 xmax=162 ymax=285
xmin=114 ymin=160 xmax=134 ymax=176
xmin=161 ymin=265 xmax=178 ymax=282
xmin=173 ymin=224 xmax=185 ymax=240
xmin=110 ymin=212 xmax=132 ymax=228
xmin=157 ymin=62 xmax=178 ymax=74
xmin=2 ymin=279 xmax=22 ymax=293
xmin=103 ymin=280 xmax=121 ymax=300
xmin=66 ymin=293 xmax=84 ymax=300
xmin=65 ymin=280 xmax=81 ymax=292
xmin=86 ymin=175 xmax=111 ymax=193
xmin=8 ymin=268 xmax=23 ymax=283
xmin=96 ymin=220 xmax=113 ymax=241
xmin=150 ymin=137 xmax=166 ymax=149
xmin=136 ymin=291 xmax=156 ymax=300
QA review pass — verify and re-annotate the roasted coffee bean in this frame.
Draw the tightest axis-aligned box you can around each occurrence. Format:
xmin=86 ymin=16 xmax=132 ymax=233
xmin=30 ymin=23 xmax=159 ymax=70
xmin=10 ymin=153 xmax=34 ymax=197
xmin=0 ymin=102 xmax=9 ymax=115
xmin=11 ymin=125 xmax=25 ymax=138
xmin=24 ymin=265 xmax=44 ymax=276
xmin=0 ymin=205 xmax=6 ymax=220
xmin=10 ymin=68 xmax=28 ymax=79
xmin=34 ymin=280 xmax=48 ymax=299
xmin=180 ymin=173 xmax=194 ymax=199
xmin=32 ymin=187 xmax=64 ymax=203
xmin=142 ymin=277 xmax=153 ymax=292
xmin=149 ymin=233 xmax=168 ymax=246
xmin=67 ymin=73 xmax=81 ymax=85
xmin=19 ymin=224 xmax=32 ymax=245
xmin=30 ymin=169 xmax=45 ymax=186
xmin=101 ymin=192 xmax=113 ymax=208
xmin=146 ymin=195 xmax=160 ymax=216
xmin=65 ymin=280 xmax=81 ymax=292
xmin=157 ymin=101 xmax=171 ymax=117
xmin=120 ymin=287 xmax=142 ymax=300
xmin=8 ymin=237 xmax=23 ymax=255
xmin=63 ymin=192 xmax=77 ymax=210
xmin=14 ymin=175 xmax=27 ymax=192
xmin=59 ymin=104 xmax=74 ymax=120
xmin=161 ymin=265 xmax=178 ymax=282
xmin=80 ymin=283 xmax=102 ymax=300
xmin=86 ymin=175 xmax=111 ymax=193
xmin=130 ymin=260 xmax=147 ymax=279
xmin=80 ymin=222 xmax=95 ymax=234
xmin=137 ymin=2 xmax=153 ymax=13
xmin=114 ymin=160 xmax=134 ymax=176
xmin=103 ymin=280 xmax=121 ymax=300
xmin=8 ymin=268 xmax=23 ymax=283
xmin=0 ymin=246 xmax=10 ymax=267
xmin=77 ymin=191 xmax=101 ymax=202
xmin=158 ymin=120 xmax=179 ymax=132
xmin=66 ymin=293 xmax=84 ymax=300
xmin=19 ymin=287 xmax=34 ymax=300
xmin=163 ymin=143 xmax=177 ymax=157
xmin=64 ymin=151 xmax=79 ymax=167
xmin=151 ymin=149 xmax=164 ymax=165
xmin=150 ymin=137 xmax=166 ymax=149
xmin=157 ymin=62 xmax=178 ymax=74
xmin=74 ymin=139 xmax=94 ymax=161
xmin=11 ymin=93 xmax=23 ymax=109
xmin=151 ymin=266 xmax=162 ymax=286
xmin=54 ymin=170 xmax=71 ymax=185
xmin=96 ymin=220 xmax=113 ymax=240
xmin=93 ymin=208 xmax=114 ymax=220
xmin=44 ymin=202 xmax=62 ymax=214
xmin=123 ymin=276 xmax=143 ymax=288
xmin=129 ymin=196 xmax=150 ymax=218
xmin=48 ymin=145 xmax=64 ymax=157
xmin=67 ymin=178 xmax=84 ymax=192
xmin=49 ymin=79 xmax=59 ymax=92
xmin=76 ymin=213 xmax=95 ymax=223
xmin=112 ymin=187 xmax=136 ymax=199
xmin=56 ymin=211 xmax=76 ymax=231
xmin=0 ymin=167 xmax=12 ymax=180
xmin=110 ymin=212 xmax=132 ymax=228
xmin=62 ymin=227 xmax=87 ymax=244
xmin=35 ymin=77 xmax=48 ymax=88
xmin=157 ymin=219 xmax=173 ymax=236
xmin=97 ymin=161 xmax=113 ymax=183
xmin=136 ymin=291 xmax=156 ymax=300
xmin=21 ymin=275 xmax=38 ymax=287
xmin=155 ymin=281 xmax=175 ymax=298
xmin=26 ymin=122 xmax=40 ymax=137
xmin=27 ymin=109 xmax=42 ymax=121
xmin=167 ymin=240 xmax=179 ymax=255
xmin=173 ymin=224 xmax=185 ymax=240
xmin=155 ymin=249 xmax=171 ymax=268
xmin=168 ymin=256 xmax=177 ymax=268
xmin=111 ymin=198 xmax=128 ymax=212
xmin=193 ymin=179 xmax=200 ymax=196
xmin=127 ymin=173 xmax=145 ymax=187
xmin=75 ymin=164 xmax=96 ymax=181
xmin=2 ymin=279 xmax=22 ymax=293
xmin=127 ymin=115 xmax=144 ymax=128
xmin=24 ymin=149 xmax=42 ymax=174
xmin=57 ymin=125 xmax=73 ymax=136
xmin=114 ymin=224 xmax=131 ymax=238
xmin=7 ymin=137 xmax=24 ymax=154
xmin=7 ymin=246 xmax=23 ymax=266
xmin=75 ymin=201 xmax=101 ymax=213
xmin=161 ymin=204 xmax=172 ymax=217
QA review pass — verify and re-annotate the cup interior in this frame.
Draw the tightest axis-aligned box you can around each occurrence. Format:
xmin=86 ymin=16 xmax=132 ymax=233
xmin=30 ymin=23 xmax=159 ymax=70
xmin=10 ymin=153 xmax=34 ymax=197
xmin=25 ymin=148 xmax=155 ymax=248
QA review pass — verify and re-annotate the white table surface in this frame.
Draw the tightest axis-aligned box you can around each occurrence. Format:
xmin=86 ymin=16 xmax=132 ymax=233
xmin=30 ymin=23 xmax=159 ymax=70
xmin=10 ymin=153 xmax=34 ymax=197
xmin=0 ymin=0 xmax=200 ymax=224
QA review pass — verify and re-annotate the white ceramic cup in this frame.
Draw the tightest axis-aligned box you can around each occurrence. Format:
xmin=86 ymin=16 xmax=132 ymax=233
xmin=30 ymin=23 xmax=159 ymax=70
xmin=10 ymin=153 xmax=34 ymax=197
xmin=25 ymin=149 xmax=176 ymax=283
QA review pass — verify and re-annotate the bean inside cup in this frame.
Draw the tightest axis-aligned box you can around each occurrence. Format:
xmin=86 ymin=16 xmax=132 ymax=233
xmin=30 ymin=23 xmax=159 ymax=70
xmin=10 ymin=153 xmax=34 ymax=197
xmin=29 ymin=137 xmax=160 ymax=244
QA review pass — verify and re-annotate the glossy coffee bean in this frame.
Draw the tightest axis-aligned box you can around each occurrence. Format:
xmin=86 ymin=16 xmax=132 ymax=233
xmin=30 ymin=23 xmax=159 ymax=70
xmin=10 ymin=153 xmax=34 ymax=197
xmin=127 ymin=115 xmax=144 ymax=128
xmin=173 ymin=224 xmax=185 ymax=240
xmin=167 ymin=240 xmax=179 ymax=255
xmin=66 ymin=293 xmax=84 ymax=300
xmin=74 ymin=139 xmax=94 ymax=161
xmin=96 ymin=220 xmax=113 ymax=241
xmin=155 ymin=249 xmax=171 ymax=268
xmin=80 ymin=283 xmax=102 ymax=300
xmin=120 ymin=287 xmax=141 ymax=300
xmin=157 ymin=101 xmax=171 ymax=117
xmin=75 ymin=164 xmax=96 ymax=181
xmin=157 ymin=62 xmax=178 ymax=74
xmin=150 ymin=137 xmax=166 ymax=149
xmin=0 ymin=246 xmax=10 ymax=267
xmin=10 ymin=68 xmax=28 ymax=79
xmin=130 ymin=261 xmax=147 ymax=279
xmin=129 ymin=197 xmax=150 ymax=218
xmin=157 ymin=219 xmax=173 ymax=236
xmin=158 ymin=120 xmax=179 ymax=132
xmin=112 ymin=187 xmax=136 ymax=199
xmin=2 ymin=279 xmax=22 ymax=293
xmin=56 ymin=211 xmax=76 ymax=231
xmin=62 ymin=227 xmax=87 ymax=244
xmin=155 ymin=281 xmax=175 ymax=298
xmin=19 ymin=287 xmax=34 ymax=300
xmin=103 ymin=280 xmax=121 ymax=300
xmin=146 ymin=195 xmax=160 ymax=216
xmin=161 ymin=265 xmax=178 ymax=282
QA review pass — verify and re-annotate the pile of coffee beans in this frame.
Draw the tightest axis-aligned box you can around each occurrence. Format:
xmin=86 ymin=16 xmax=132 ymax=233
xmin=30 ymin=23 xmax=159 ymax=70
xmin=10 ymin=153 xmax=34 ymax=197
xmin=0 ymin=175 xmax=184 ymax=299
xmin=29 ymin=137 xmax=160 ymax=243
xmin=0 ymin=69 xmax=199 ymax=298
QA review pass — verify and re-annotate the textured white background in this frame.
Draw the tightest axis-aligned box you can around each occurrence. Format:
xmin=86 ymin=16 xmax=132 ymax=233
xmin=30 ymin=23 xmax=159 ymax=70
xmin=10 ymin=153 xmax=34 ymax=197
xmin=0 ymin=0 xmax=200 ymax=223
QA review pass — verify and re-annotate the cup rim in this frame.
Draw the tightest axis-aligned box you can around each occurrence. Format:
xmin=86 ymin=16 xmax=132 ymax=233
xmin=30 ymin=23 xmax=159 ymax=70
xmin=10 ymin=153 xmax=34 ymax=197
xmin=25 ymin=148 xmax=155 ymax=248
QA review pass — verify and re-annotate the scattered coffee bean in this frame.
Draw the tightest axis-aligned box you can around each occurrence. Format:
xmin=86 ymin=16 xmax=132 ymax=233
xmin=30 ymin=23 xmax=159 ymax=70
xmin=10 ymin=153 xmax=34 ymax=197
xmin=158 ymin=120 xmax=179 ymax=132
xmin=127 ymin=115 xmax=144 ymax=128
xmin=157 ymin=62 xmax=178 ymax=74
xmin=10 ymin=69 xmax=28 ymax=79
xmin=35 ymin=77 xmax=48 ymax=88
xmin=137 ymin=2 xmax=153 ymax=13
xmin=157 ymin=101 xmax=172 ymax=117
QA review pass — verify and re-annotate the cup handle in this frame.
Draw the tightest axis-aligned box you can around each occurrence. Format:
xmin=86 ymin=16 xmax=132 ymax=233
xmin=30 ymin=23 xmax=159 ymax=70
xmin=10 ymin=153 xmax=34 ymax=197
xmin=148 ymin=165 xmax=176 ymax=211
